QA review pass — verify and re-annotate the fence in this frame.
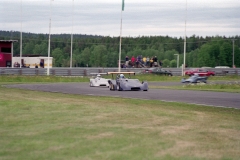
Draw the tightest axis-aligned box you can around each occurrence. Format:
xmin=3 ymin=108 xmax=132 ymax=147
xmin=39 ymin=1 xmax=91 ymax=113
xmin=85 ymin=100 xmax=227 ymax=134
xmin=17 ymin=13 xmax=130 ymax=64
xmin=0 ymin=67 xmax=239 ymax=76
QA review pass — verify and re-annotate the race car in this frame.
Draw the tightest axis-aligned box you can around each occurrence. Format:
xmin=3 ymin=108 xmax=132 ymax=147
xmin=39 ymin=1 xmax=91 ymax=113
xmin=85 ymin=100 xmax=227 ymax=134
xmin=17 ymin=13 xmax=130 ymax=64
xmin=89 ymin=73 xmax=110 ymax=87
xmin=181 ymin=74 xmax=208 ymax=83
xmin=107 ymin=72 xmax=148 ymax=91
xmin=185 ymin=68 xmax=215 ymax=76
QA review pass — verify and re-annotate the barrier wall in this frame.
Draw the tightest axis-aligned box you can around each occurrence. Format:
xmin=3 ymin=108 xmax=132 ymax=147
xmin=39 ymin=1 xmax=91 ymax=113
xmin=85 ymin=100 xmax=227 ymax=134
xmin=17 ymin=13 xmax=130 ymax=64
xmin=0 ymin=67 xmax=239 ymax=76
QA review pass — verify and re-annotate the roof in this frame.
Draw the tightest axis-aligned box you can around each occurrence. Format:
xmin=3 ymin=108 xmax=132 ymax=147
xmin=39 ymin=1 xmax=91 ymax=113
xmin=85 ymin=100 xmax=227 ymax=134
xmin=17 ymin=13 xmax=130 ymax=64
xmin=0 ymin=40 xmax=18 ymax=43
xmin=14 ymin=54 xmax=46 ymax=57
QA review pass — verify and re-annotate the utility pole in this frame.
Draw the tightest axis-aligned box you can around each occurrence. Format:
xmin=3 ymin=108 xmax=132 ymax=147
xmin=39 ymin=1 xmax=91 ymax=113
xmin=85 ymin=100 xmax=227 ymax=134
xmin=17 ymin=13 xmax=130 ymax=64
xmin=20 ymin=0 xmax=22 ymax=68
xmin=70 ymin=0 xmax=74 ymax=68
xmin=183 ymin=0 xmax=187 ymax=76
xmin=47 ymin=0 xmax=53 ymax=75
xmin=232 ymin=39 xmax=236 ymax=68
xmin=119 ymin=0 xmax=124 ymax=72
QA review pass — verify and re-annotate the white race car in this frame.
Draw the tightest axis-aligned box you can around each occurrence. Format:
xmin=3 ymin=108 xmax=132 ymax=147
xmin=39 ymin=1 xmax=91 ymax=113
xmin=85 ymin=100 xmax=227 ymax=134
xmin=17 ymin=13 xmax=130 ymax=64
xmin=89 ymin=73 xmax=110 ymax=87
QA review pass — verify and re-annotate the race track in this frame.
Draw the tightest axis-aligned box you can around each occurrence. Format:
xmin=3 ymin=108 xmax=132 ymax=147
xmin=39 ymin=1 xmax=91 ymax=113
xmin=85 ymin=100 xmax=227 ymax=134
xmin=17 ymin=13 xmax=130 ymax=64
xmin=5 ymin=82 xmax=240 ymax=109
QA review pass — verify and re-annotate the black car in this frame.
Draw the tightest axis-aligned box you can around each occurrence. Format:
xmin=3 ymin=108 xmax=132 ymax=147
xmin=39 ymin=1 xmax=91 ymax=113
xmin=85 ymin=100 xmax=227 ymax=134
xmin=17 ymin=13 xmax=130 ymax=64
xmin=143 ymin=67 xmax=173 ymax=76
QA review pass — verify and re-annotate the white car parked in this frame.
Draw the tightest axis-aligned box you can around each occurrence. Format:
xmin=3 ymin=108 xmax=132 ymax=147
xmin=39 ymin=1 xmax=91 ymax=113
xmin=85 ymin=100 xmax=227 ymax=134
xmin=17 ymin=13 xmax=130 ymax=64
xmin=215 ymin=66 xmax=230 ymax=68
xmin=89 ymin=73 xmax=110 ymax=87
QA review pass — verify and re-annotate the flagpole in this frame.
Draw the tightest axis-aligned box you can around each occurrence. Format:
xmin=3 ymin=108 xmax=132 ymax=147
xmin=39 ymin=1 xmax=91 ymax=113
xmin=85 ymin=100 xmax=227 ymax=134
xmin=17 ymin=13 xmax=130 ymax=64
xmin=118 ymin=0 xmax=124 ymax=72
xmin=20 ymin=0 xmax=22 ymax=68
xmin=118 ymin=11 xmax=122 ymax=72
xmin=70 ymin=0 xmax=74 ymax=68
xmin=183 ymin=0 xmax=187 ymax=76
xmin=47 ymin=0 xmax=53 ymax=75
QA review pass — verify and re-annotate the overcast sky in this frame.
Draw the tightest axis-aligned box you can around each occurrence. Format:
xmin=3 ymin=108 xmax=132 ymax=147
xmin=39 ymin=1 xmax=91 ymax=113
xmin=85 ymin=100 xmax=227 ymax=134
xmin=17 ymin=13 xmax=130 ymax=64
xmin=1 ymin=0 xmax=239 ymax=37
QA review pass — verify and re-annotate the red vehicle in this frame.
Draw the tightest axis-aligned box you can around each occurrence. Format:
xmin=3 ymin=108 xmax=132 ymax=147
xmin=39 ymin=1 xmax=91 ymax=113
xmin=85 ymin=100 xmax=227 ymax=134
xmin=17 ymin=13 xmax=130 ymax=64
xmin=185 ymin=68 xmax=215 ymax=76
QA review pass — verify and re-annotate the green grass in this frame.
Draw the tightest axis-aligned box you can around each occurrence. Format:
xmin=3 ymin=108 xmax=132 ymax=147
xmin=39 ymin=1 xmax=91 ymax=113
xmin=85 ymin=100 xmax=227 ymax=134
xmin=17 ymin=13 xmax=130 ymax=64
xmin=1 ymin=75 xmax=240 ymax=93
xmin=151 ymin=81 xmax=240 ymax=93
xmin=0 ymin=75 xmax=89 ymax=83
xmin=0 ymin=85 xmax=240 ymax=160
xmin=207 ymin=75 xmax=240 ymax=81
xmin=0 ymin=74 xmax=239 ymax=83
xmin=104 ymin=74 xmax=240 ymax=82
xmin=182 ymin=81 xmax=240 ymax=92
xmin=0 ymin=75 xmax=240 ymax=159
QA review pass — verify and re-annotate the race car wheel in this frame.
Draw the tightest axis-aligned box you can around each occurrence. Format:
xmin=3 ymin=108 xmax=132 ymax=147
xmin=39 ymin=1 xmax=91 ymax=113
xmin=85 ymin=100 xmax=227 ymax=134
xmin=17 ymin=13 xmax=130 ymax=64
xmin=89 ymin=82 xmax=93 ymax=87
xmin=118 ymin=84 xmax=122 ymax=91
xmin=110 ymin=84 xmax=114 ymax=90
xmin=110 ymin=84 xmax=116 ymax=91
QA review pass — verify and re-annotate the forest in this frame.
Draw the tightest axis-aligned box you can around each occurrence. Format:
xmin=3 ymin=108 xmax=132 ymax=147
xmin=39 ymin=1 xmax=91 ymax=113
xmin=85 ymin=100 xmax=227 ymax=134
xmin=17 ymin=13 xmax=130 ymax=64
xmin=1 ymin=30 xmax=240 ymax=68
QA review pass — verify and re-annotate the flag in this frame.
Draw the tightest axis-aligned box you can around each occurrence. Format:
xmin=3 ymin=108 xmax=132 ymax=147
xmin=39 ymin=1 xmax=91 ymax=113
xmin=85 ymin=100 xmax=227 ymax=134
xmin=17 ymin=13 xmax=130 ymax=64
xmin=122 ymin=0 xmax=124 ymax=11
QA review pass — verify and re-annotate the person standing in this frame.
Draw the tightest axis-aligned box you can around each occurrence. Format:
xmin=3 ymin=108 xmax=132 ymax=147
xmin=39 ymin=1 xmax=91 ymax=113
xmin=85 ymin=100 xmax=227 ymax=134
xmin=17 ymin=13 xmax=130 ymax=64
xmin=40 ymin=60 xmax=44 ymax=68
xmin=131 ymin=56 xmax=135 ymax=68
xmin=146 ymin=56 xmax=150 ymax=67
xmin=136 ymin=55 xmax=140 ymax=68
xmin=153 ymin=56 xmax=158 ymax=67
xmin=143 ymin=56 xmax=146 ymax=66
xmin=159 ymin=60 xmax=162 ymax=67
xmin=125 ymin=56 xmax=129 ymax=68
xmin=150 ymin=57 xmax=153 ymax=67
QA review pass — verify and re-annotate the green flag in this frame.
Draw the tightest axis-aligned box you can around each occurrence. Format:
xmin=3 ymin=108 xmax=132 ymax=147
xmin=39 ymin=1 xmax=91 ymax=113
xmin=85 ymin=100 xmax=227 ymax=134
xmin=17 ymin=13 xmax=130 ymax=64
xmin=122 ymin=0 xmax=124 ymax=11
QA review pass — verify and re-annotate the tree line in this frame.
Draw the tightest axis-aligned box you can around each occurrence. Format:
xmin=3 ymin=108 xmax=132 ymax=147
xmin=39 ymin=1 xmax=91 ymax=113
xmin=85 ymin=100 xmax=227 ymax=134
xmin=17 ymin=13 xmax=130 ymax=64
xmin=1 ymin=30 xmax=240 ymax=68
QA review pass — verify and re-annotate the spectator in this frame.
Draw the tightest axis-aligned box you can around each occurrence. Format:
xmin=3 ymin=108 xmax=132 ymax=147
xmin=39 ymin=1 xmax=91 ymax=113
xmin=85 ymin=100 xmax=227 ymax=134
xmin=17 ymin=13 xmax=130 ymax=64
xmin=136 ymin=59 xmax=139 ymax=68
xmin=128 ymin=61 xmax=133 ymax=68
xmin=40 ymin=61 xmax=44 ymax=68
xmin=131 ymin=56 xmax=135 ymax=67
xmin=14 ymin=62 xmax=18 ymax=68
xmin=140 ymin=55 xmax=143 ymax=63
xmin=159 ymin=60 xmax=162 ymax=67
xmin=150 ymin=57 xmax=154 ymax=67
xmin=146 ymin=56 xmax=150 ymax=67
xmin=125 ymin=56 xmax=129 ymax=67
xmin=121 ymin=63 xmax=126 ymax=68
xmin=143 ymin=56 xmax=146 ymax=66
xmin=22 ymin=63 xmax=26 ymax=68
xmin=153 ymin=56 xmax=158 ymax=67
xmin=136 ymin=55 xmax=140 ymax=68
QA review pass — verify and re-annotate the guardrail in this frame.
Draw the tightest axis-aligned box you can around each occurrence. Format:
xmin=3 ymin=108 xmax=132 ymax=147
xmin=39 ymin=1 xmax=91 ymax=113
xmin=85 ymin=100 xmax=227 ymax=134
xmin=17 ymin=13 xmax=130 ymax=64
xmin=0 ymin=67 xmax=239 ymax=76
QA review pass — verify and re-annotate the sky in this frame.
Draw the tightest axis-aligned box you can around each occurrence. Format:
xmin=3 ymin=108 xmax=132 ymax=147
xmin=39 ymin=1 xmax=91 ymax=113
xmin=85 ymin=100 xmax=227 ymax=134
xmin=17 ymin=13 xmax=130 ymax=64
xmin=0 ymin=0 xmax=239 ymax=38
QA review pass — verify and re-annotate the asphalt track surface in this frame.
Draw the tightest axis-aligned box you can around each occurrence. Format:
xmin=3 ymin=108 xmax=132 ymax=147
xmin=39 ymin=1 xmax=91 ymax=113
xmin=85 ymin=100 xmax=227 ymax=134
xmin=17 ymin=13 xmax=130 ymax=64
xmin=5 ymin=82 xmax=240 ymax=109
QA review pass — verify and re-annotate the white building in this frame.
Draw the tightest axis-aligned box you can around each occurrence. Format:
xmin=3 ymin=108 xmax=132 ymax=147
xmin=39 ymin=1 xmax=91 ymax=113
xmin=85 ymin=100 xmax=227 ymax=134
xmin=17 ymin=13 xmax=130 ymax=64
xmin=12 ymin=56 xmax=53 ymax=68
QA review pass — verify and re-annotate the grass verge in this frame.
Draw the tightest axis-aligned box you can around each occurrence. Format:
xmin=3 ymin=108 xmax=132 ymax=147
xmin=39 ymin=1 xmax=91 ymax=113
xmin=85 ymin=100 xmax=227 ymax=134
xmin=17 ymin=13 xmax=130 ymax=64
xmin=0 ymin=75 xmax=89 ymax=83
xmin=0 ymin=74 xmax=239 ymax=83
xmin=150 ymin=81 xmax=240 ymax=93
xmin=0 ymin=85 xmax=240 ymax=160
